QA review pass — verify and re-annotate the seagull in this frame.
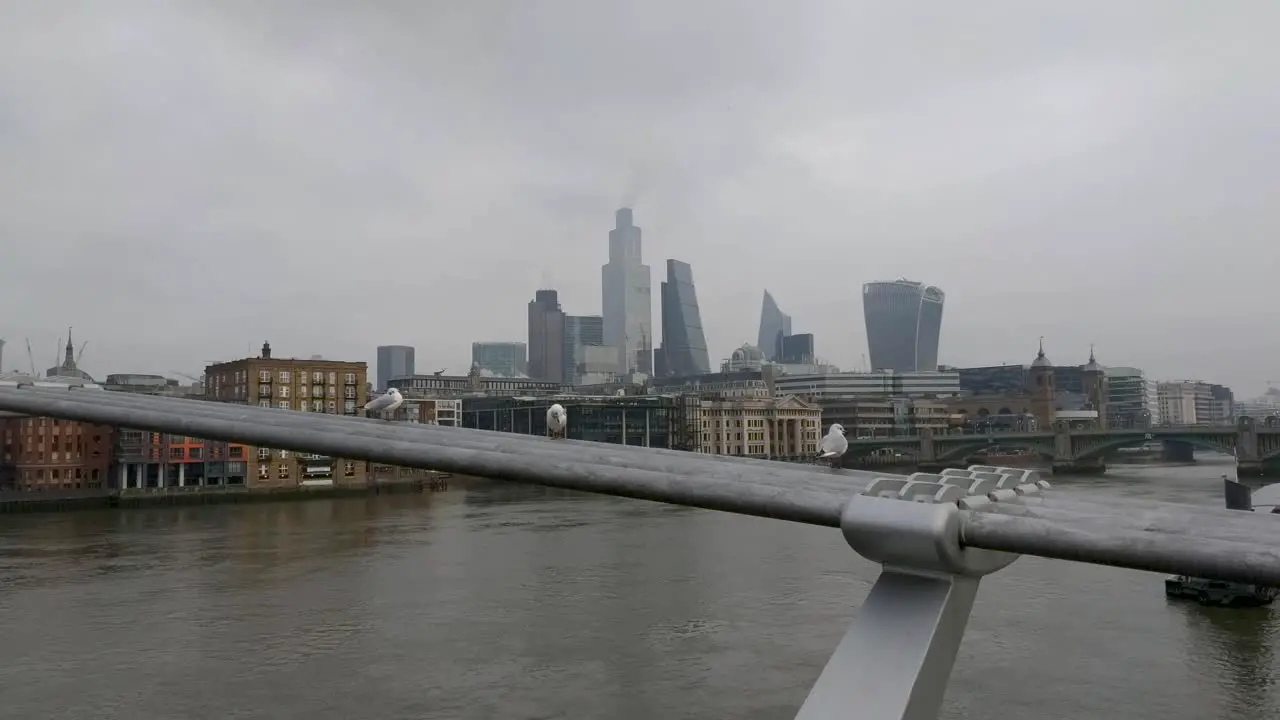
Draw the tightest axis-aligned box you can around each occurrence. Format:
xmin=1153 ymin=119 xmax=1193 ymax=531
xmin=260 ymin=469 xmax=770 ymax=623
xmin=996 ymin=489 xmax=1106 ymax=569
xmin=364 ymin=387 xmax=404 ymax=420
xmin=818 ymin=423 xmax=848 ymax=467
xmin=546 ymin=403 xmax=567 ymax=439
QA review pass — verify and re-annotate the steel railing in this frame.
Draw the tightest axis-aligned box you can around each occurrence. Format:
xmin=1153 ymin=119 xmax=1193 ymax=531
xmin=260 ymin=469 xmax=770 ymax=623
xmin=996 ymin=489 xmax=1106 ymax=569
xmin=2 ymin=381 xmax=1279 ymax=720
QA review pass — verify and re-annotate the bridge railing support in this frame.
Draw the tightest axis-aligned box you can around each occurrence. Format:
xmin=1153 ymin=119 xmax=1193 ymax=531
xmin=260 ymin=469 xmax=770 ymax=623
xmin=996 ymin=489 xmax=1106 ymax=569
xmin=798 ymin=470 xmax=1044 ymax=720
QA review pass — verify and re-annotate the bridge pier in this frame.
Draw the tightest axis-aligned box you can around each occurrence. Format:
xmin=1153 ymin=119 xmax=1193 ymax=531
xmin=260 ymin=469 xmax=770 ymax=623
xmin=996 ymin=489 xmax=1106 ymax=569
xmin=1052 ymin=457 xmax=1106 ymax=475
xmin=1160 ymin=441 xmax=1196 ymax=463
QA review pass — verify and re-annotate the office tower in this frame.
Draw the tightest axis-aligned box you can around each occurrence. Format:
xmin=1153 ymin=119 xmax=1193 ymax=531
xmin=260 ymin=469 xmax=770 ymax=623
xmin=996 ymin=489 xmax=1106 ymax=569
xmin=778 ymin=333 xmax=815 ymax=364
xmin=375 ymin=345 xmax=415 ymax=391
xmin=601 ymin=208 xmax=653 ymax=375
xmin=861 ymin=280 xmax=945 ymax=372
xmin=471 ymin=342 xmax=528 ymax=377
xmin=528 ymin=289 xmax=566 ymax=383
xmin=757 ymin=290 xmax=792 ymax=361
xmin=655 ymin=259 xmax=711 ymax=377
xmin=563 ymin=315 xmax=604 ymax=385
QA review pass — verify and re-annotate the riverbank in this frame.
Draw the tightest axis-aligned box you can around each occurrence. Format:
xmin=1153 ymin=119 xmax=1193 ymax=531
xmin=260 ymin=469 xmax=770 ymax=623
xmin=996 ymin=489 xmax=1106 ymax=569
xmin=0 ymin=476 xmax=467 ymax=514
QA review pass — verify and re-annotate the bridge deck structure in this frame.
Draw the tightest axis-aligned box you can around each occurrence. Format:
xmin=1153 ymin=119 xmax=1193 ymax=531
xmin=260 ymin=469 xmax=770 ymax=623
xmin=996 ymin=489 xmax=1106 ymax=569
xmin=2 ymin=381 xmax=1280 ymax=720
xmin=845 ymin=422 xmax=1280 ymax=477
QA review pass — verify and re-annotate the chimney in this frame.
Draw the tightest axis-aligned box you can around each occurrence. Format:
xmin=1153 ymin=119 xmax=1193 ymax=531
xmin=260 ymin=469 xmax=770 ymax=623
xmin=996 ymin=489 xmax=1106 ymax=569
xmin=261 ymin=341 xmax=272 ymax=359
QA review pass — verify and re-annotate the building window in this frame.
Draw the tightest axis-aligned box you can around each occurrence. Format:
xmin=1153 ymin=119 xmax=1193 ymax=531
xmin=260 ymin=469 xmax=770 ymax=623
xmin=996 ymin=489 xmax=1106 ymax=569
xmin=344 ymin=387 xmax=356 ymax=399
xmin=327 ymin=385 xmax=336 ymax=397
xmin=278 ymin=464 xmax=290 ymax=480
xmin=312 ymin=385 xmax=324 ymax=398
xmin=258 ymin=400 xmax=271 ymax=408
xmin=312 ymin=371 xmax=323 ymax=383
xmin=189 ymin=447 xmax=203 ymax=459
xmin=258 ymin=463 xmax=269 ymax=479
xmin=344 ymin=400 xmax=356 ymax=412
xmin=328 ymin=372 xmax=336 ymax=385
xmin=279 ymin=386 xmax=290 ymax=399
xmin=259 ymin=370 xmax=271 ymax=383
xmin=258 ymin=383 xmax=271 ymax=396
xmin=344 ymin=373 xmax=356 ymax=385
xmin=169 ymin=447 xmax=184 ymax=460
xmin=258 ymin=448 xmax=271 ymax=460
xmin=312 ymin=400 xmax=323 ymax=412
xmin=343 ymin=462 xmax=355 ymax=477
xmin=229 ymin=446 xmax=244 ymax=458
xmin=278 ymin=370 xmax=291 ymax=383
xmin=277 ymin=401 xmax=289 ymax=410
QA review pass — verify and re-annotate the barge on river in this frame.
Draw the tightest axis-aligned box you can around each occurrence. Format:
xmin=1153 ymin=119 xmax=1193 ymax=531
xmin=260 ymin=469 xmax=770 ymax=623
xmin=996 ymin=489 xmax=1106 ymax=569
xmin=1165 ymin=477 xmax=1280 ymax=608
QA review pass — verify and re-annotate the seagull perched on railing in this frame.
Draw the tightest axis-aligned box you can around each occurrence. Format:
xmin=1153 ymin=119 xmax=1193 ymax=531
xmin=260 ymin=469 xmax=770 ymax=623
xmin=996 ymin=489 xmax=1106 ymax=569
xmin=818 ymin=423 xmax=847 ymax=467
xmin=546 ymin=403 xmax=567 ymax=439
xmin=364 ymin=387 xmax=403 ymax=420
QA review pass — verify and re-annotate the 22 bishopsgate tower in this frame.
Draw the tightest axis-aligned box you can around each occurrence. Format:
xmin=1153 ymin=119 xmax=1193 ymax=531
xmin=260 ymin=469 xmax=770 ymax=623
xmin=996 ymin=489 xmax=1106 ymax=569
xmin=601 ymin=208 xmax=653 ymax=375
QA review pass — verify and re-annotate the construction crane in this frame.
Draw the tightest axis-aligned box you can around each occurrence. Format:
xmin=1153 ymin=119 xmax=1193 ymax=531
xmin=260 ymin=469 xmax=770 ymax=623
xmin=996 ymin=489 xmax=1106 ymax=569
xmin=170 ymin=371 xmax=204 ymax=384
xmin=25 ymin=339 xmax=36 ymax=376
xmin=76 ymin=341 xmax=88 ymax=367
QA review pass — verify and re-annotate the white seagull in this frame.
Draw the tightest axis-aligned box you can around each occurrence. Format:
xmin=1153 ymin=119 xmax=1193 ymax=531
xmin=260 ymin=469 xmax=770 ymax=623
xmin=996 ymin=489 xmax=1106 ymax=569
xmin=818 ymin=423 xmax=848 ymax=467
xmin=546 ymin=403 xmax=568 ymax=439
xmin=364 ymin=387 xmax=404 ymax=420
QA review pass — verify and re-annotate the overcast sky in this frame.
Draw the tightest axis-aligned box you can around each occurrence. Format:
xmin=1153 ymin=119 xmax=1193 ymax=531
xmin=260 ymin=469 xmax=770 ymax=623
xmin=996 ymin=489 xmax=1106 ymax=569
xmin=2 ymin=2 xmax=1278 ymax=396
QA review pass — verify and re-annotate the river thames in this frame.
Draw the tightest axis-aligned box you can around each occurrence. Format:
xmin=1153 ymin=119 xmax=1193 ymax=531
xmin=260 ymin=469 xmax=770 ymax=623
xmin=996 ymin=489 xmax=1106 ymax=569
xmin=1 ymin=458 xmax=1276 ymax=719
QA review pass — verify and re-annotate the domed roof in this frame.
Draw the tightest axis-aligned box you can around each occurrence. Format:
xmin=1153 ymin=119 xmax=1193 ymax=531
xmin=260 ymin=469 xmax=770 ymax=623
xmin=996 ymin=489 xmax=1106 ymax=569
xmin=1030 ymin=338 xmax=1052 ymax=368
xmin=731 ymin=344 xmax=764 ymax=362
xmin=1083 ymin=345 xmax=1102 ymax=373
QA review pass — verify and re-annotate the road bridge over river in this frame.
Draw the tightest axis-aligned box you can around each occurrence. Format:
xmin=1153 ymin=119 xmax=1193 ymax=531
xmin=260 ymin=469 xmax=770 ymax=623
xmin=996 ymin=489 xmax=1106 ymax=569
xmin=846 ymin=419 xmax=1280 ymax=479
xmin=2 ymin=379 xmax=1280 ymax=720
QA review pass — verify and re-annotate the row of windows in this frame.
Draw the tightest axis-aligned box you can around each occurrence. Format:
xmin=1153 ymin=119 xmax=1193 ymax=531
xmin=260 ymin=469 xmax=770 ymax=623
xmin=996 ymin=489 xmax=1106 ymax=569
xmin=257 ymin=370 xmax=359 ymax=385
xmin=257 ymin=399 xmax=358 ymax=412
xmin=15 ymin=467 xmax=103 ymax=481
xmin=256 ymin=462 xmax=357 ymax=479
xmin=256 ymin=384 xmax=357 ymax=400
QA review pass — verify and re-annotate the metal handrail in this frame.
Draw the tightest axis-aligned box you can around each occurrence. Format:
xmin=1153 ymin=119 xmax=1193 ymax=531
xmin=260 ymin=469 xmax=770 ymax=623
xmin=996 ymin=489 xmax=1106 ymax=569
xmin=2 ymin=383 xmax=1279 ymax=720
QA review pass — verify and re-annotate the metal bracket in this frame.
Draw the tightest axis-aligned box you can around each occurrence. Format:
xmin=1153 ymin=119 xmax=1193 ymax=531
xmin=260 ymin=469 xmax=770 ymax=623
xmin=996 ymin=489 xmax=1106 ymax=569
xmin=796 ymin=466 xmax=1049 ymax=720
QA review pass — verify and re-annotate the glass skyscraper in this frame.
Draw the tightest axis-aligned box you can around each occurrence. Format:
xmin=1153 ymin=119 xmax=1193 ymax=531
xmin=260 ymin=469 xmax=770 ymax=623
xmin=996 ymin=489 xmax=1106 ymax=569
xmin=471 ymin=342 xmax=528 ymax=377
xmin=861 ymin=280 xmax=945 ymax=372
xmin=601 ymin=208 xmax=653 ymax=375
xmin=375 ymin=345 xmax=415 ymax=391
xmin=655 ymin=259 xmax=710 ymax=378
xmin=756 ymin=290 xmax=792 ymax=361
xmin=563 ymin=315 xmax=604 ymax=385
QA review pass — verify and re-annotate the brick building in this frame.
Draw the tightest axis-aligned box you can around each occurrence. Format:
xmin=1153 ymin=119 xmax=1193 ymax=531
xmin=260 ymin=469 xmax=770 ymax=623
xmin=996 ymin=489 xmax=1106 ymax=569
xmin=204 ymin=342 xmax=368 ymax=489
xmin=0 ymin=416 xmax=115 ymax=491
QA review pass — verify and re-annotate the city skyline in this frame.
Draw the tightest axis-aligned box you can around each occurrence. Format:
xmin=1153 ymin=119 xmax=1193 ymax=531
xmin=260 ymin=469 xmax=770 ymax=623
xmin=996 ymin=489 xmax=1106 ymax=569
xmin=2 ymin=4 xmax=1278 ymax=395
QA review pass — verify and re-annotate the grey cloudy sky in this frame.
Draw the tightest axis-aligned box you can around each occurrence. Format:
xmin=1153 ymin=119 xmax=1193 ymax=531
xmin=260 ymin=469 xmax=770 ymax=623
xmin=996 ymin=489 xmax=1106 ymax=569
xmin=2 ymin=2 xmax=1278 ymax=395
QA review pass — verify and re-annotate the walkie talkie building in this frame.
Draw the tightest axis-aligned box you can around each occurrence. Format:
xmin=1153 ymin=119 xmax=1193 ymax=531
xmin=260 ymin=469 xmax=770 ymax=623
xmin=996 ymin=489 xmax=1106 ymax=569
xmin=861 ymin=280 xmax=945 ymax=372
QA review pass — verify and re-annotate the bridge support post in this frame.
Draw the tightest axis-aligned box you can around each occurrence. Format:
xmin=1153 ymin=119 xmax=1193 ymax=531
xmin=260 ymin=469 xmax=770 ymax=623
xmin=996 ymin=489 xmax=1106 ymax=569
xmin=796 ymin=474 xmax=1036 ymax=720
xmin=1160 ymin=441 xmax=1196 ymax=463
xmin=1052 ymin=456 xmax=1106 ymax=475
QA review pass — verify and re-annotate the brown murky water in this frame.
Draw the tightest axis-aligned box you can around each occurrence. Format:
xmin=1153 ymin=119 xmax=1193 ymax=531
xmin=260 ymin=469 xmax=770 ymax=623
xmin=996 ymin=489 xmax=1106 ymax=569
xmin=1 ymin=458 xmax=1276 ymax=719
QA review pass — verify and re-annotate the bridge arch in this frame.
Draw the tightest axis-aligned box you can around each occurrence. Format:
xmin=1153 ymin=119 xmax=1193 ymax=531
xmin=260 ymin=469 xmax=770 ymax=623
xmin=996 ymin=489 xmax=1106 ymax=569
xmin=933 ymin=437 xmax=1054 ymax=462
xmin=844 ymin=443 xmax=918 ymax=460
xmin=1073 ymin=435 xmax=1237 ymax=461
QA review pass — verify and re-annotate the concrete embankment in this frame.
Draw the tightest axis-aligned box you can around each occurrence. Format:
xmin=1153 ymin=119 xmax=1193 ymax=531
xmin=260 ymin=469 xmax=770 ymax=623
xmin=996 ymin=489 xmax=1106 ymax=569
xmin=0 ymin=475 xmax=472 ymax=514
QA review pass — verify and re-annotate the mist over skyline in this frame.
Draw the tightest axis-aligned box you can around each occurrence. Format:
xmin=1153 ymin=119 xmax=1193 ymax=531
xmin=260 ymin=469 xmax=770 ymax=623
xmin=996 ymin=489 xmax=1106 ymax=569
xmin=3 ymin=2 xmax=1279 ymax=395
